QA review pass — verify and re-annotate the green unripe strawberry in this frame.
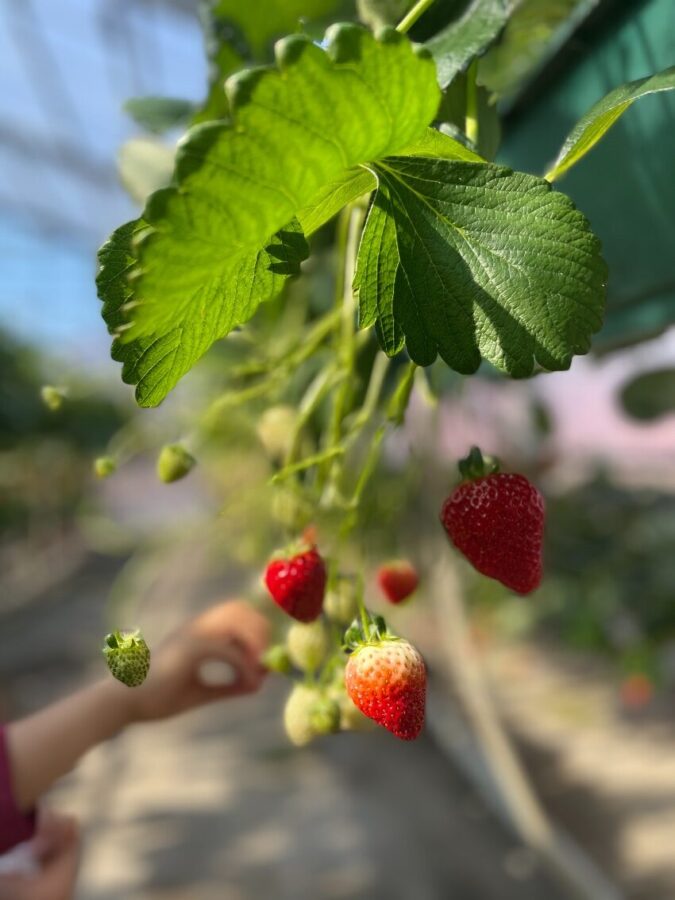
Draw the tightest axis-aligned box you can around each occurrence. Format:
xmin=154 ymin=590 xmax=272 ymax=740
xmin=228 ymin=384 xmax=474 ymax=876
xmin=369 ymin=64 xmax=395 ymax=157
xmin=41 ymin=385 xmax=66 ymax=411
xmin=94 ymin=456 xmax=116 ymax=479
xmin=103 ymin=630 xmax=150 ymax=687
xmin=256 ymin=405 xmax=297 ymax=463
xmin=283 ymin=684 xmax=320 ymax=747
xmin=262 ymin=644 xmax=292 ymax=675
xmin=338 ymin=692 xmax=375 ymax=732
xmin=157 ymin=444 xmax=195 ymax=483
xmin=323 ymin=577 xmax=359 ymax=626
xmin=270 ymin=486 xmax=313 ymax=531
xmin=309 ymin=696 xmax=341 ymax=736
xmin=327 ymin=679 xmax=375 ymax=732
xmin=286 ymin=620 xmax=329 ymax=673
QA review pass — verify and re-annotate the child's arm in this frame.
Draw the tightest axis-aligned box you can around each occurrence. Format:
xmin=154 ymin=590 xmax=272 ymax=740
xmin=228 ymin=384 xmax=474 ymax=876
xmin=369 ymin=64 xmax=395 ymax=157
xmin=6 ymin=600 xmax=269 ymax=812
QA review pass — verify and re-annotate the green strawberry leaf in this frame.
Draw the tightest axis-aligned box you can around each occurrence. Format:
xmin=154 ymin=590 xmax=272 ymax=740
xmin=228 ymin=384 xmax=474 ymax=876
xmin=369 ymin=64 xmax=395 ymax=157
xmin=102 ymin=25 xmax=441 ymax=405
xmin=124 ymin=97 xmax=196 ymax=134
xmin=131 ymin=26 xmax=440 ymax=339
xmin=298 ymin=127 xmax=482 ymax=237
xmin=546 ymin=66 xmax=675 ymax=181
xmin=620 ymin=368 xmax=675 ymax=422
xmin=354 ymin=191 xmax=404 ymax=356
xmin=357 ymin=156 xmax=606 ymax=375
xmin=426 ymin=0 xmax=509 ymax=89
xmin=97 ymin=219 xmax=308 ymax=407
xmin=209 ymin=0 xmax=345 ymax=58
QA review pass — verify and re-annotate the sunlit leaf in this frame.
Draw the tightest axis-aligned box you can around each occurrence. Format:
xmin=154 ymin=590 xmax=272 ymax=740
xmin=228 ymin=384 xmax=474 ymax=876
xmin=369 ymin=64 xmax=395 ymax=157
xmin=358 ymin=156 xmax=606 ymax=374
xmin=100 ymin=25 xmax=440 ymax=405
xmin=124 ymin=97 xmax=195 ymax=134
xmin=547 ymin=66 xmax=675 ymax=181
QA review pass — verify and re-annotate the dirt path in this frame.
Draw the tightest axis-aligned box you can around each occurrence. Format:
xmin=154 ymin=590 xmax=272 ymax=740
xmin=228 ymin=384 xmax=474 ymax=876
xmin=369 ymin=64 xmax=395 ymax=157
xmin=483 ymin=640 xmax=675 ymax=900
xmin=0 ymin=554 xmax=562 ymax=900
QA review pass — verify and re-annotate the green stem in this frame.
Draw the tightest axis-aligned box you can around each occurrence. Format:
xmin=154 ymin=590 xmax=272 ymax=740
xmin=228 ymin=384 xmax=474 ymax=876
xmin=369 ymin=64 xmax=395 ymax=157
xmin=230 ymin=309 xmax=339 ymax=378
xmin=465 ymin=58 xmax=479 ymax=146
xmin=396 ymin=0 xmax=436 ymax=33
xmin=355 ymin=572 xmax=370 ymax=639
xmin=272 ymin=446 xmax=344 ymax=483
xmin=319 ymin=204 xmax=365 ymax=490
xmin=332 ymin=206 xmax=365 ymax=439
xmin=347 ymin=352 xmax=390 ymax=434
xmin=350 ymin=425 xmax=385 ymax=508
xmin=284 ymin=366 xmax=344 ymax=467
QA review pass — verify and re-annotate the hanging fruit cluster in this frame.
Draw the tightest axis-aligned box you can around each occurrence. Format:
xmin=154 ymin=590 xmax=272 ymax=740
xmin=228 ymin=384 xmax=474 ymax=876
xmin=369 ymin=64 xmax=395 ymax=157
xmin=258 ymin=446 xmax=544 ymax=744
xmin=102 ymin=443 xmax=545 ymax=746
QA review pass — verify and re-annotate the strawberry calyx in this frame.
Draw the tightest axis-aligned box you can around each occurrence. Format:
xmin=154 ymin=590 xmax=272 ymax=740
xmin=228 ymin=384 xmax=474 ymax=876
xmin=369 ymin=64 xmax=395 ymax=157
xmin=342 ymin=608 xmax=391 ymax=652
xmin=458 ymin=445 xmax=500 ymax=481
xmin=269 ymin=537 xmax=318 ymax=563
xmin=104 ymin=629 xmax=143 ymax=651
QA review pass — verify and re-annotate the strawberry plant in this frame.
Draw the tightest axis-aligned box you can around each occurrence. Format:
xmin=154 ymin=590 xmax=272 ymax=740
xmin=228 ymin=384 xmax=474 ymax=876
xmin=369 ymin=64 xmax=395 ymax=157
xmin=95 ymin=0 xmax=675 ymax=742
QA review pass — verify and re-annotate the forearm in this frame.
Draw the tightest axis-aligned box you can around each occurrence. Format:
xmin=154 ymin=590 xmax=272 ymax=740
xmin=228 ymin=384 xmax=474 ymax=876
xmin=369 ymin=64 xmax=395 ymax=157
xmin=5 ymin=679 xmax=135 ymax=811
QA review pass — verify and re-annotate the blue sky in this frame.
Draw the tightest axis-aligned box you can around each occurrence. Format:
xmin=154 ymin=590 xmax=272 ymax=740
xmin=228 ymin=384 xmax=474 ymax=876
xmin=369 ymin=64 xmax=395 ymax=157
xmin=0 ymin=0 xmax=207 ymax=367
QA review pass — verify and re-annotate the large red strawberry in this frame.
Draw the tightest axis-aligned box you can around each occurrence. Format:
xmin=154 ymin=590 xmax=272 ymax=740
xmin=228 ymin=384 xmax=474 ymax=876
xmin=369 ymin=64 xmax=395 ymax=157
xmin=377 ymin=560 xmax=419 ymax=605
xmin=345 ymin=617 xmax=426 ymax=740
xmin=440 ymin=447 xmax=544 ymax=595
xmin=264 ymin=546 xmax=327 ymax=622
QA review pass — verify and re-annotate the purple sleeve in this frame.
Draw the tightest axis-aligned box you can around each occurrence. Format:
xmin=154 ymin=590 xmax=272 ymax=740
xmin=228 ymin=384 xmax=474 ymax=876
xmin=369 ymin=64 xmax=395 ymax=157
xmin=0 ymin=725 xmax=36 ymax=853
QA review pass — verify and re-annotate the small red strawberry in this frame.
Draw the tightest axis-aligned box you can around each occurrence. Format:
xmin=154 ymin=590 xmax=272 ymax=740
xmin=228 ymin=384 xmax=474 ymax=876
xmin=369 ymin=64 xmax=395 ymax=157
xmin=264 ymin=545 xmax=327 ymax=622
xmin=440 ymin=447 xmax=544 ymax=595
xmin=377 ymin=560 xmax=419 ymax=604
xmin=620 ymin=673 xmax=653 ymax=710
xmin=344 ymin=614 xmax=425 ymax=741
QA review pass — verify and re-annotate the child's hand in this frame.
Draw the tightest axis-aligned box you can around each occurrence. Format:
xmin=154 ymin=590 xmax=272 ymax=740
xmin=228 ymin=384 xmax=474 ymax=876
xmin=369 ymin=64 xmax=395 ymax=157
xmin=4 ymin=602 xmax=269 ymax=817
xmin=0 ymin=811 xmax=80 ymax=900
xmin=126 ymin=600 xmax=270 ymax=723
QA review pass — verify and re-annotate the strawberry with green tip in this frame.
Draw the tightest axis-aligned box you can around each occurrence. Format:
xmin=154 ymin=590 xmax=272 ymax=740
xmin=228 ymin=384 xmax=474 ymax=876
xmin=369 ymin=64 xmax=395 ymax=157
xmin=440 ymin=446 xmax=544 ymax=595
xmin=324 ymin=575 xmax=359 ymax=626
xmin=264 ymin=544 xmax=327 ymax=622
xmin=309 ymin=696 xmax=341 ymax=736
xmin=41 ymin=385 xmax=65 ymax=411
xmin=103 ymin=630 xmax=150 ymax=687
xmin=377 ymin=560 xmax=419 ymax=604
xmin=262 ymin=644 xmax=293 ymax=675
xmin=283 ymin=684 xmax=339 ymax=746
xmin=344 ymin=613 xmax=426 ymax=741
xmin=94 ymin=456 xmax=116 ymax=479
xmin=286 ymin=619 xmax=329 ymax=673
xmin=283 ymin=684 xmax=318 ymax=747
xmin=157 ymin=444 xmax=195 ymax=483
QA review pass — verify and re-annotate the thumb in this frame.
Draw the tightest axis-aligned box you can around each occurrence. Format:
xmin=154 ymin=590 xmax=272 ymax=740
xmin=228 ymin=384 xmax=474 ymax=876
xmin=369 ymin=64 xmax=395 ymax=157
xmin=32 ymin=812 xmax=78 ymax=863
xmin=195 ymin=638 xmax=266 ymax=695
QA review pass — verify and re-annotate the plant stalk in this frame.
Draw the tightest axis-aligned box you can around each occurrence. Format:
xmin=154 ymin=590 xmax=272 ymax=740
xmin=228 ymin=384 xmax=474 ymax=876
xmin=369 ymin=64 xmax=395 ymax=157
xmin=319 ymin=205 xmax=365 ymax=491
xmin=465 ymin=58 xmax=479 ymax=146
xmin=396 ymin=0 xmax=436 ymax=34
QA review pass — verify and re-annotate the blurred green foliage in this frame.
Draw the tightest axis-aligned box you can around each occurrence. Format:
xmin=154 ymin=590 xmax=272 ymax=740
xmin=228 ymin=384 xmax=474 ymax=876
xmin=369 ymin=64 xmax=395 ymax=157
xmin=480 ymin=0 xmax=586 ymax=98
xmin=0 ymin=331 xmax=128 ymax=537
xmin=620 ymin=368 xmax=675 ymax=422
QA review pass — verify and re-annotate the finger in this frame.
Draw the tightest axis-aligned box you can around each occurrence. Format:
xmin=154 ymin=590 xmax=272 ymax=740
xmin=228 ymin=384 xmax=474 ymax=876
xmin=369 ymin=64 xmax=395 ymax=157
xmin=193 ymin=602 xmax=271 ymax=658
xmin=226 ymin=609 xmax=271 ymax=661
xmin=0 ymin=875 xmax=31 ymax=900
xmin=38 ymin=823 xmax=80 ymax=900
xmin=33 ymin=812 xmax=78 ymax=862
xmin=0 ymin=820 xmax=80 ymax=900
xmin=196 ymin=639 xmax=265 ymax=692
